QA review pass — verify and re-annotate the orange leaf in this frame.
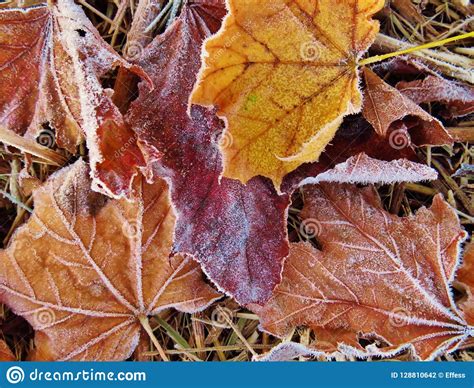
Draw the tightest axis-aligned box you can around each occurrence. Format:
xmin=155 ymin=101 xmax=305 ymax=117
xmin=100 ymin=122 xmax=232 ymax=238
xmin=0 ymin=160 xmax=220 ymax=361
xmin=191 ymin=0 xmax=384 ymax=188
xmin=0 ymin=339 xmax=14 ymax=361
xmin=457 ymin=242 xmax=474 ymax=323
xmin=396 ymin=76 xmax=474 ymax=119
xmin=0 ymin=0 xmax=150 ymax=199
xmin=362 ymin=68 xmax=452 ymax=147
xmin=253 ymin=184 xmax=472 ymax=360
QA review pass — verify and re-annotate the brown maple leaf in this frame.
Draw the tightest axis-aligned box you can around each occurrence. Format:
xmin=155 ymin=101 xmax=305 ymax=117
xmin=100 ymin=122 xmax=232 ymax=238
xmin=253 ymin=184 xmax=473 ymax=360
xmin=0 ymin=0 xmax=150 ymax=199
xmin=363 ymin=68 xmax=452 ymax=147
xmin=457 ymin=242 xmax=474 ymax=323
xmin=0 ymin=339 xmax=14 ymax=361
xmin=396 ymin=76 xmax=474 ymax=119
xmin=0 ymin=160 xmax=220 ymax=361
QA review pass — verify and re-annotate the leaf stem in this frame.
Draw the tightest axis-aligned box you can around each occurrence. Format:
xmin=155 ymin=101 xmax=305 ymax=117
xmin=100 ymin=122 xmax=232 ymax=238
xmin=359 ymin=31 xmax=474 ymax=66
xmin=138 ymin=315 xmax=169 ymax=361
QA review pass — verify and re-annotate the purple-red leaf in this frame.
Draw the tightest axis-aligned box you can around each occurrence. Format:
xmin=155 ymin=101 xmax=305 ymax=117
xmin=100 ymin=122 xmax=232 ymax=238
xmin=127 ymin=0 xmax=289 ymax=305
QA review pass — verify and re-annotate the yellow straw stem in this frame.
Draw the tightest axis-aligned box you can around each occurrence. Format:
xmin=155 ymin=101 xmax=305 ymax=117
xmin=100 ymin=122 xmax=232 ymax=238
xmin=138 ymin=315 xmax=170 ymax=361
xmin=359 ymin=31 xmax=474 ymax=67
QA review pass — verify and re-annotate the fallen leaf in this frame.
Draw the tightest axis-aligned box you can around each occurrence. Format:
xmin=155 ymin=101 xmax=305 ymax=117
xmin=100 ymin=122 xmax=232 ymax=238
xmin=0 ymin=339 xmax=14 ymax=361
xmin=253 ymin=341 xmax=322 ymax=361
xmin=253 ymin=184 xmax=473 ymax=360
xmin=281 ymin=115 xmax=418 ymax=192
xmin=298 ymin=153 xmax=437 ymax=186
xmin=363 ymin=68 xmax=452 ymax=146
xmin=391 ymin=0 xmax=437 ymax=35
xmin=0 ymin=0 xmax=41 ymax=8
xmin=0 ymin=160 xmax=220 ymax=361
xmin=190 ymin=0 xmax=384 ymax=188
xmin=397 ymin=76 xmax=474 ymax=119
xmin=453 ymin=164 xmax=474 ymax=178
xmin=372 ymin=56 xmax=434 ymax=76
xmin=457 ymin=242 xmax=474 ymax=322
xmin=127 ymin=0 xmax=289 ymax=305
xmin=391 ymin=0 xmax=425 ymax=24
xmin=0 ymin=0 xmax=149 ymax=199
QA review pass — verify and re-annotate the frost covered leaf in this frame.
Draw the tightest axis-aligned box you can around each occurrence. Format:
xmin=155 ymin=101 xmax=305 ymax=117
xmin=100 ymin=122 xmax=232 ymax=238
xmin=190 ymin=0 xmax=384 ymax=188
xmin=363 ymin=68 xmax=452 ymax=146
xmin=281 ymin=115 xmax=417 ymax=192
xmin=253 ymin=184 xmax=473 ymax=360
xmin=396 ymin=76 xmax=474 ymax=119
xmin=127 ymin=0 xmax=289 ymax=305
xmin=0 ymin=160 xmax=220 ymax=361
xmin=298 ymin=153 xmax=437 ymax=186
xmin=0 ymin=0 xmax=148 ymax=198
xmin=453 ymin=164 xmax=474 ymax=178
xmin=253 ymin=341 xmax=323 ymax=361
xmin=391 ymin=0 xmax=425 ymax=25
xmin=0 ymin=340 xmax=14 ymax=361
xmin=457 ymin=242 xmax=474 ymax=322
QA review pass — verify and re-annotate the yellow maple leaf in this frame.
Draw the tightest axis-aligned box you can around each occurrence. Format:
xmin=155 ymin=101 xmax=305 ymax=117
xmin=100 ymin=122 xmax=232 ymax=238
xmin=190 ymin=0 xmax=384 ymax=188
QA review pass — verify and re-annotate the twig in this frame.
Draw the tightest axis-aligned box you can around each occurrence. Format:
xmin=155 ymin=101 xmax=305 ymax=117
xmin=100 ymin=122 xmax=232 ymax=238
xmin=77 ymin=0 xmax=127 ymax=33
xmin=166 ymin=0 xmax=182 ymax=28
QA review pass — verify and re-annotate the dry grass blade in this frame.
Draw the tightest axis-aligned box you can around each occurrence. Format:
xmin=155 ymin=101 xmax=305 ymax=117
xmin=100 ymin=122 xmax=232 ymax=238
xmin=0 ymin=127 xmax=67 ymax=166
xmin=374 ymin=33 xmax=473 ymax=83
